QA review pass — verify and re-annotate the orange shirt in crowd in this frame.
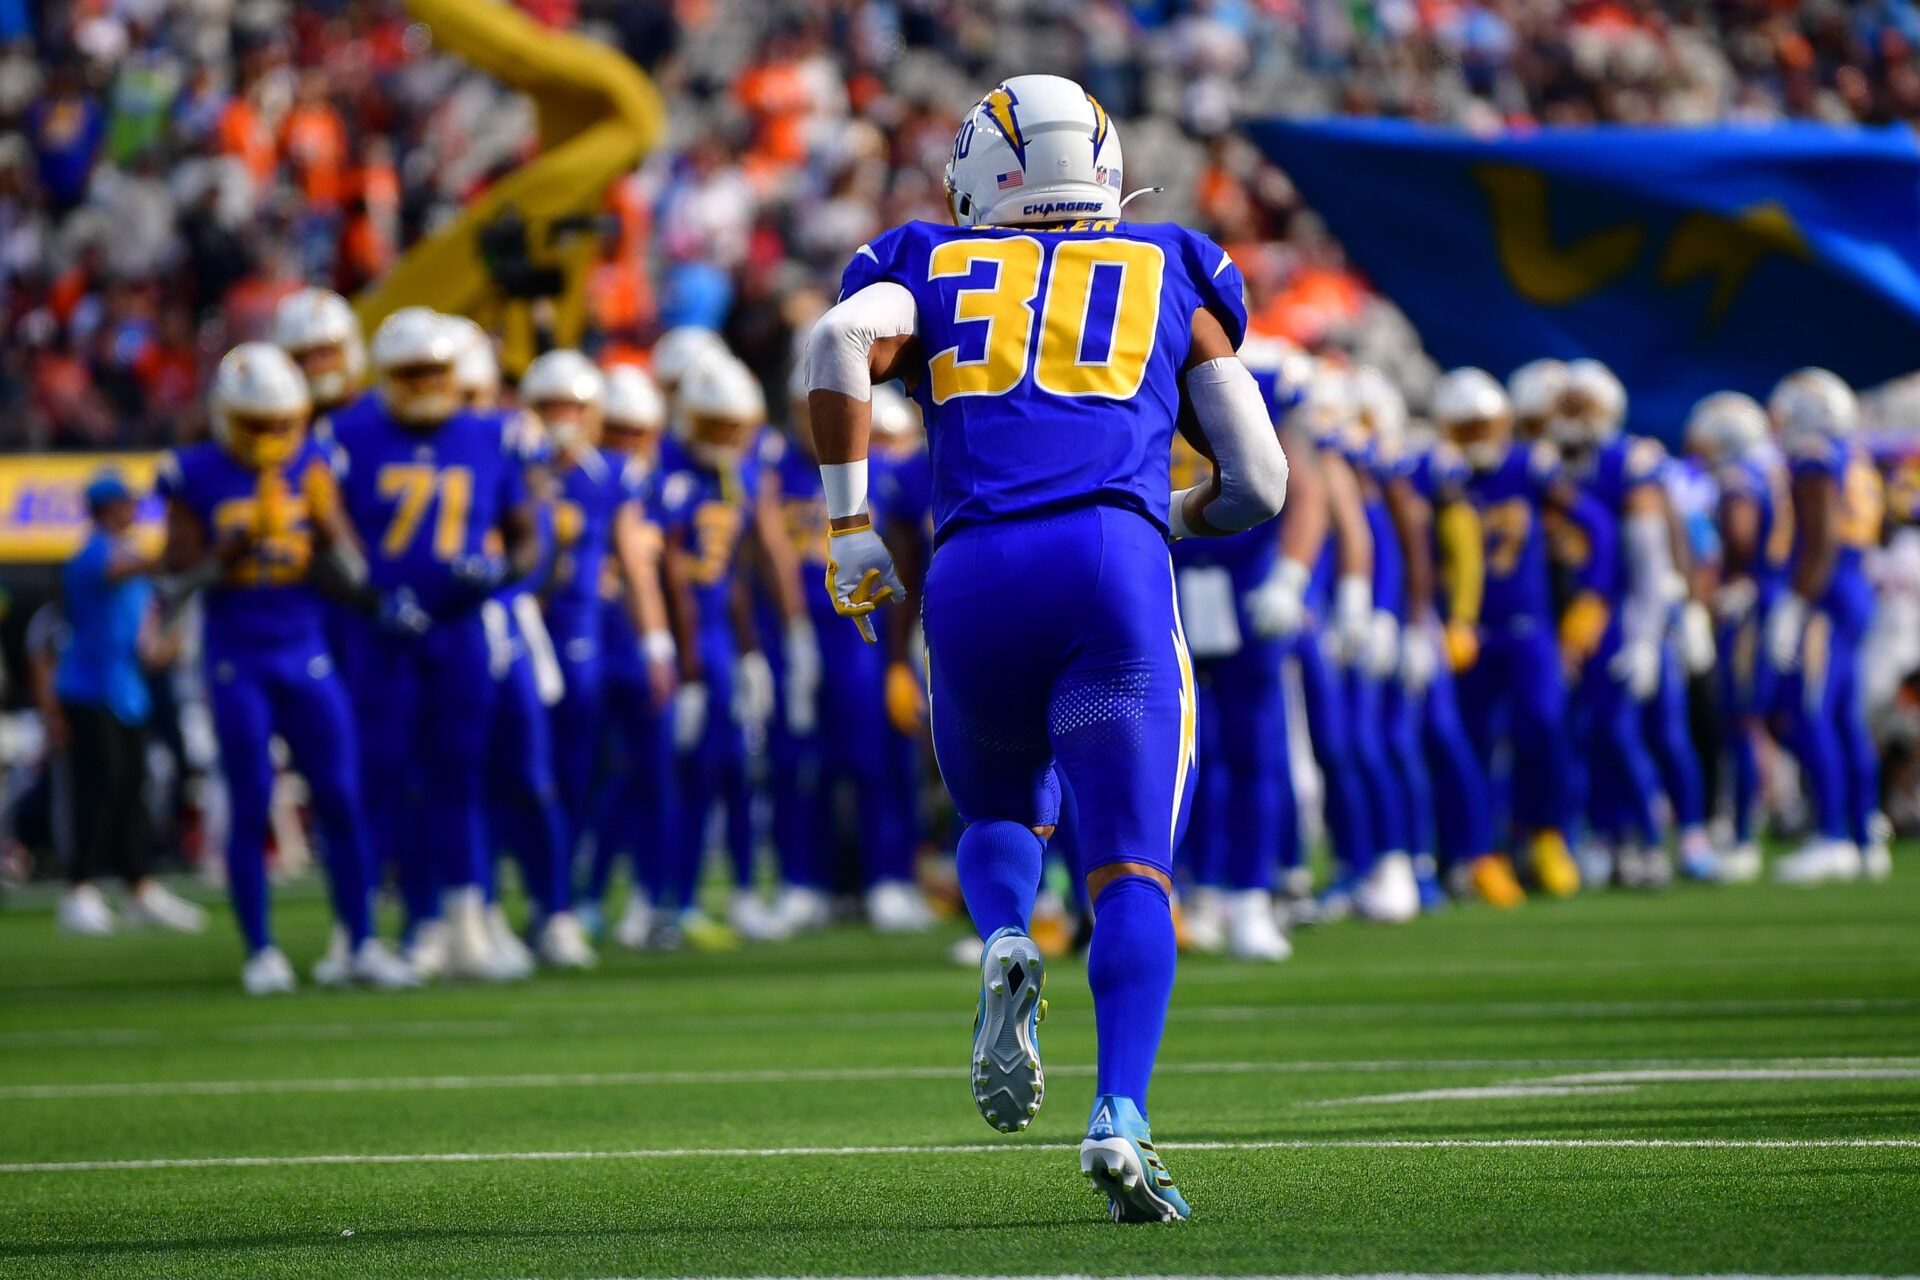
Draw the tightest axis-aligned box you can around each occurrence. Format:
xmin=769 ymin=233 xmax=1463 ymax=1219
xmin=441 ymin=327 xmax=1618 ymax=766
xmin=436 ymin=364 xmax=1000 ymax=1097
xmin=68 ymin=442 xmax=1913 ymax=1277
xmin=281 ymin=104 xmax=349 ymax=206
xmin=735 ymin=60 xmax=812 ymax=169
xmin=217 ymin=98 xmax=277 ymax=188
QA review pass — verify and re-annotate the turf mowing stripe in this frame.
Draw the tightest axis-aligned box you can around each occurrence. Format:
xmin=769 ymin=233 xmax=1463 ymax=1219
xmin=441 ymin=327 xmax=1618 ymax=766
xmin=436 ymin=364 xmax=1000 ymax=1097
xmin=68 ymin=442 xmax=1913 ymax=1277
xmin=540 ymin=1274 xmax=1920 ymax=1280
xmin=6 ymin=1137 xmax=1920 ymax=1174
xmin=6 ymin=1057 xmax=1918 ymax=1101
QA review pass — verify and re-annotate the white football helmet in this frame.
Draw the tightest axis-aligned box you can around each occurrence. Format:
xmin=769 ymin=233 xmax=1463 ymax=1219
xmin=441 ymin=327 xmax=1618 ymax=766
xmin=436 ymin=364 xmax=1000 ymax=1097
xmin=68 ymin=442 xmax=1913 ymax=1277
xmin=1556 ymin=358 xmax=1627 ymax=450
xmin=1768 ymin=368 xmax=1858 ymax=442
xmin=210 ymin=342 xmax=312 ymax=471
xmin=652 ymin=326 xmax=728 ymax=398
xmin=521 ymin=349 xmax=606 ymax=452
xmin=1684 ymin=391 xmax=1769 ymax=465
xmin=1352 ymin=365 xmax=1408 ymax=461
xmin=1287 ymin=362 xmax=1358 ymax=446
xmin=370 ymin=307 xmax=461 ymax=426
xmin=1508 ymin=358 xmax=1569 ymax=437
xmin=604 ymin=364 xmax=666 ymax=435
xmin=871 ymin=382 xmax=921 ymax=440
xmin=444 ymin=316 xmax=500 ymax=409
xmin=679 ymin=354 xmax=765 ymax=469
xmin=945 ymin=74 xmax=1121 ymax=227
xmin=271 ymin=287 xmax=365 ymax=409
xmin=1431 ymin=367 xmax=1513 ymax=472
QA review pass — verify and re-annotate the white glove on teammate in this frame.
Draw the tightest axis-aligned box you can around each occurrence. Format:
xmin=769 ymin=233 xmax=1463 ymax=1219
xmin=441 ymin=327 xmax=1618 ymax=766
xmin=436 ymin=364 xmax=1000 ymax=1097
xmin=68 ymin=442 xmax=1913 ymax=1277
xmin=1332 ymin=574 xmax=1373 ymax=667
xmin=673 ymin=681 xmax=709 ymax=752
xmin=1399 ymin=623 xmax=1438 ymax=693
xmin=733 ymin=650 xmax=775 ymax=731
xmin=783 ymin=618 xmax=821 ymax=737
xmin=1610 ymin=639 xmax=1662 ymax=701
xmin=1245 ymin=558 xmax=1309 ymax=639
xmin=1366 ymin=609 xmax=1400 ymax=680
xmin=1680 ymin=600 xmax=1716 ymax=675
xmin=1766 ymin=592 xmax=1809 ymax=672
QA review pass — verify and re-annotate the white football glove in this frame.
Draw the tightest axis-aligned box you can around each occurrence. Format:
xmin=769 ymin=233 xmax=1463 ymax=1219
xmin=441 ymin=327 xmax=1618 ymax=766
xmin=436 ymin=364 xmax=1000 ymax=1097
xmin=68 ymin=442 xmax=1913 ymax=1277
xmin=733 ymin=650 xmax=774 ymax=731
xmin=1766 ymin=592 xmax=1809 ymax=672
xmin=1400 ymin=622 xmax=1438 ymax=693
xmin=824 ymin=521 xmax=905 ymax=644
xmin=1366 ymin=608 xmax=1400 ymax=679
xmin=1680 ymin=600 xmax=1716 ymax=675
xmin=1610 ymin=638 xmax=1662 ymax=702
xmin=1713 ymin=577 xmax=1757 ymax=624
xmin=1245 ymin=558 xmax=1309 ymax=639
xmin=673 ymin=680 xmax=708 ymax=752
xmin=784 ymin=618 xmax=821 ymax=737
xmin=1332 ymin=574 xmax=1373 ymax=667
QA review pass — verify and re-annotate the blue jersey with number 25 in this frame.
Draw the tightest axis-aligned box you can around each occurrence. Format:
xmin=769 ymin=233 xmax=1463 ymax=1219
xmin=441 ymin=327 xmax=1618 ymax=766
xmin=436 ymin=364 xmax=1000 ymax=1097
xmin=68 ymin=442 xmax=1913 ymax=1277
xmin=839 ymin=219 xmax=1247 ymax=544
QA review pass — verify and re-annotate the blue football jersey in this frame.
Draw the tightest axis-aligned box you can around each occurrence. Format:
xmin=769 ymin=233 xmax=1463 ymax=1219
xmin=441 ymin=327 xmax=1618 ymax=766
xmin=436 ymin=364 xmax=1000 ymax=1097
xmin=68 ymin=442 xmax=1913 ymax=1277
xmin=1567 ymin=436 xmax=1662 ymax=602
xmin=1719 ymin=451 xmax=1792 ymax=596
xmin=599 ymin=463 xmax=664 ymax=680
xmin=1465 ymin=441 xmax=1564 ymax=630
xmin=765 ymin=429 xmax=829 ymax=574
xmin=548 ymin=446 xmax=645 ymax=645
xmin=656 ymin=432 xmax=762 ymax=629
xmin=155 ymin=438 xmax=335 ymax=657
xmin=1790 ymin=433 xmax=1882 ymax=583
xmin=325 ymin=393 xmax=530 ymax=617
xmin=838 ymin=218 xmax=1248 ymax=542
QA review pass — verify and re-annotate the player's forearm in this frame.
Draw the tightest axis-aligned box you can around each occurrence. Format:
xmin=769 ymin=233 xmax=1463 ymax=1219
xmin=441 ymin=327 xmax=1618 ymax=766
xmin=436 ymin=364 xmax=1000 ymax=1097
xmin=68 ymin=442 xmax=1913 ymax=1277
xmin=1168 ymin=357 xmax=1288 ymax=539
xmin=1562 ymin=488 xmax=1619 ymax=600
xmin=1277 ymin=433 xmax=1330 ymax=572
xmin=1387 ymin=479 xmax=1436 ymax=621
xmin=753 ymin=496 xmax=807 ymax=621
xmin=1622 ymin=508 xmax=1675 ymax=644
xmin=660 ymin=545 xmax=703 ymax=682
xmin=1791 ymin=476 xmax=1837 ymax=600
xmin=1323 ymin=454 xmax=1373 ymax=577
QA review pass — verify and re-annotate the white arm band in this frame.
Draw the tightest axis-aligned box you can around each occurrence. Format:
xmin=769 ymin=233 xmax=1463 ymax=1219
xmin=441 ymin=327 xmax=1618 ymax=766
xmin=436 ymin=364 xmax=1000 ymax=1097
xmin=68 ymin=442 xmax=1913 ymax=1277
xmin=804 ymin=282 xmax=918 ymax=400
xmin=821 ymin=459 xmax=869 ymax=521
xmin=1623 ymin=510 xmax=1674 ymax=642
xmin=1177 ymin=356 xmax=1290 ymax=534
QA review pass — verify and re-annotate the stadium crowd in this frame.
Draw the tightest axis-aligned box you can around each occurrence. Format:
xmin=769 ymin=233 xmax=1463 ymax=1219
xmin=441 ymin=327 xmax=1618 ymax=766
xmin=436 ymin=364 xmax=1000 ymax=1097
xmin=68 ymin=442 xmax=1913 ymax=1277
xmin=2 ymin=1 xmax=1919 ymax=989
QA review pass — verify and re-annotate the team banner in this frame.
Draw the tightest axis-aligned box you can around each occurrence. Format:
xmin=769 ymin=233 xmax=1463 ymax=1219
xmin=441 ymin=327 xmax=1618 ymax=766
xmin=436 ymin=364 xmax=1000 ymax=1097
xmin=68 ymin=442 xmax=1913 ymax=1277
xmin=0 ymin=453 xmax=166 ymax=563
xmin=1243 ymin=118 xmax=1920 ymax=437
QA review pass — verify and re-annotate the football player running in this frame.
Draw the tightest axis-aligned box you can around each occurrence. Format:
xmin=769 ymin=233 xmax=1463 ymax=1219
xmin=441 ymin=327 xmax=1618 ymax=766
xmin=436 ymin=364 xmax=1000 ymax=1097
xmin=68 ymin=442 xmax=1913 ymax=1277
xmin=805 ymin=75 xmax=1287 ymax=1222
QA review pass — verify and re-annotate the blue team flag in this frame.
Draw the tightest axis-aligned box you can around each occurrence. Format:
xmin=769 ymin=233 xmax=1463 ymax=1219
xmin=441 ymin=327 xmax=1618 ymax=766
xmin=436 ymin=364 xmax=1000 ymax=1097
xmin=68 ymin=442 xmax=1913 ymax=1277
xmin=1244 ymin=118 xmax=1920 ymax=438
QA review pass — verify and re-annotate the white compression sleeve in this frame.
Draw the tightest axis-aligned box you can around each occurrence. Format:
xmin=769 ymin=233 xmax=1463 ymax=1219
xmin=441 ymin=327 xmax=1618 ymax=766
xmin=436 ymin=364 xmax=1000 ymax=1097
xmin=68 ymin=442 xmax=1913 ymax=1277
xmin=1623 ymin=510 xmax=1674 ymax=643
xmin=1178 ymin=356 xmax=1289 ymax=534
xmin=804 ymin=282 xmax=918 ymax=401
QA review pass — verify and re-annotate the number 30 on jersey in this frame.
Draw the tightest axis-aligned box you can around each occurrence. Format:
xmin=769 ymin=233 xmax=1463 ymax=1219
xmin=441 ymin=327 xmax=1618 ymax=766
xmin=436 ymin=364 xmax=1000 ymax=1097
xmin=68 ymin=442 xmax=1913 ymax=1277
xmin=927 ymin=236 xmax=1164 ymax=404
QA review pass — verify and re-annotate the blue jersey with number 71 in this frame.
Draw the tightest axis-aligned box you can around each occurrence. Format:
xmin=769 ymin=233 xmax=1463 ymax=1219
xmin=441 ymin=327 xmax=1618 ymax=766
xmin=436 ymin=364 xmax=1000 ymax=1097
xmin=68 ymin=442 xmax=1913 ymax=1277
xmin=838 ymin=219 xmax=1247 ymax=544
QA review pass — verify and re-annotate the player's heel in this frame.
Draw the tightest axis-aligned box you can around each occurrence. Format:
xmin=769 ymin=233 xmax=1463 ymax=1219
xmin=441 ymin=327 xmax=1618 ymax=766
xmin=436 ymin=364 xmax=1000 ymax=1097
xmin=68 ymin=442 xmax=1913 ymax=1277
xmin=1081 ymin=1095 xmax=1191 ymax=1223
xmin=970 ymin=927 xmax=1045 ymax=1133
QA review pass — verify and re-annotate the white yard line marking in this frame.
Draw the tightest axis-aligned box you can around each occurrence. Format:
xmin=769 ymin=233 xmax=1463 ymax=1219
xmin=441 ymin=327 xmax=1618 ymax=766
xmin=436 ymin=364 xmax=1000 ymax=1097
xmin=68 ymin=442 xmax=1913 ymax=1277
xmin=4 ymin=1137 xmax=1918 ymax=1175
xmin=1312 ymin=1064 xmax=1920 ymax=1106
xmin=6 ymin=1057 xmax=1919 ymax=1102
xmin=1309 ymin=1085 xmax=1639 ymax=1106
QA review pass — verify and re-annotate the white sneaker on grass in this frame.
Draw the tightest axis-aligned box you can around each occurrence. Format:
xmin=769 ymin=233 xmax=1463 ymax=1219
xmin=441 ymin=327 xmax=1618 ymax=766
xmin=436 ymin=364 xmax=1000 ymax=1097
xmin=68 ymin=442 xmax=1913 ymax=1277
xmin=242 ymin=947 xmax=297 ymax=996
xmin=57 ymin=884 xmax=115 ymax=936
xmin=125 ymin=880 xmax=208 ymax=933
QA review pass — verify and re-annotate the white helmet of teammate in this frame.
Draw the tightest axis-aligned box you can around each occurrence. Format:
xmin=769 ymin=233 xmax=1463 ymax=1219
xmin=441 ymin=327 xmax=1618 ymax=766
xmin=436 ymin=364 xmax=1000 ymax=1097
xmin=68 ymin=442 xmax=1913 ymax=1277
xmin=945 ymin=74 xmax=1122 ymax=227
xmin=653 ymin=326 xmax=728 ymax=400
xmin=370 ymin=307 xmax=462 ymax=426
xmin=1239 ymin=333 xmax=1315 ymax=419
xmin=678 ymin=354 xmax=765 ymax=469
xmin=271 ymin=287 xmax=365 ymax=410
xmin=604 ymin=364 xmax=666 ymax=438
xmin=1683 ymin=391 xmax=1768 ymax=466
xmin=1555 ymin=358 xmax=1627 ymax=450
xmin=521 ymin=349 xmax=606 ymax=452
xmin=1287 ymin=362 xmax=1358 ymax=446
xmin=1431 ymin=367 xmax=1513 ymax=472
xmin=871 ymin=382 xmax=921 ymax=441
xmin=445 ymin=316 xmax=500 ymax=409
xmin=1508 ymin=358 xmax=1569 ymax=440
xmin=1352 ymin=365 xmax=1408 ymax=462
xmin=210 ymin=342 xmax=312 ymax=471
xmin=1768 ymin=368 xmax=1858 ymax=442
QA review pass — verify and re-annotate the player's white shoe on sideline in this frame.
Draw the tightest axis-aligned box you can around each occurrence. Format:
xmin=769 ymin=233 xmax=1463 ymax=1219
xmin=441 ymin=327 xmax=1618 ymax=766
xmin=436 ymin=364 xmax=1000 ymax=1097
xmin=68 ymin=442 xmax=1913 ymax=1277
xmin=1772 ymin=839 xmax=1863 ymax=884
xmin=1719 ymin=842 xmax=1763 ymax=884
xmin=1865 ymin=813 xmax=1894 ymax=882
xmin=124 ymin=880 xmax=208 ymax=933
xmin=1356 ymin=852 xmax=1420 ymax=923
xmin=242 ymin=947 xmax=297 ymax=996
xmin=538 ymin=911 xmax=597 ymax=969
xmin=316 ymin=930 xmax=422 ymax=990
xmin=1179 ymin=887 xmax=1226 ymax=953
xmin=441 ymin=889 xmax=529 ymax=982
xmin=405 ymin=920 xmax=450 ymax=980
xmin=971 ymin=926 xmax=1047 ymax=1133
xmin=776 ymin=884 xmax=834 ymax=933
xmin=57 ymin=884 xmax=116 ymax=935
xmin=868 ymin=880 xmax=935 ymax=932
xmin=614 ymin=891 xmax=653 ymax=950
xmin=730 ymin=889 xmax=792 ymax=942
xmin=1226 ymin=889 xmax=1291 ymax=961
xmin=486 ymin=904 xmax=538 ymax=978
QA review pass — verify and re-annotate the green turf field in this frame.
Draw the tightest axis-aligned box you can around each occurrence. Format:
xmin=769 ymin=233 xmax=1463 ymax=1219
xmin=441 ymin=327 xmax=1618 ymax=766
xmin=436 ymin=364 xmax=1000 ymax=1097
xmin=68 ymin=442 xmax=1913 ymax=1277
xmin=2 ymin=860 xmax=1918 ymax=1279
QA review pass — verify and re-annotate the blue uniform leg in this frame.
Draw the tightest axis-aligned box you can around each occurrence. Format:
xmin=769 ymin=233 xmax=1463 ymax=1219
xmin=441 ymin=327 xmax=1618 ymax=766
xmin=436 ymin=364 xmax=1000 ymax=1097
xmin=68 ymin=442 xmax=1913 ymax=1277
xmin=591 ymin=671 xmax=677 ymax=906
xmin=1423 ymin=661 xmax=1492 ymax=868
xmin=1296 ymin=632 xmax=1375 ymax=878
xmin=1585 ymin=651 xmax=1663 ymax=846
xmin=1719 ymin=617 xmax=1761 ymax=844
xmin=1383 ymin=677 xmax=1433 ymax=860
xmin=1345 ymin=668 xmax=1406 ymax=859
xmin=672 ymin=632 xmax=743 ymax=909
xmin=550 ymin=646 xmax=606 ymax=893
xmin=488 ymin=649 xmax=569 ymax=914
xmin=208 ymin=659 xmax=275 ymax=955
xmin=339 ymin=623 xmax=433 ymax=931
xmin=269 ymin=647 xmax=374 ymax=947
xmin=821 ymin=619 xmax=914 ymax=888
xmin=1177 ymin=674 xmax=1226 ymax=888
xmin=1829 ymin=592 xmax=1880 ymax=846
xmin=423 ymin=618 xmax=499 ymax=895
xmin=1506 ymin=629 xmax=1573 ymax=836
xmin=1787 ymin=613 xmax=1851 ymax=843
xmin=1646 ymin=643 xmax=1706 ymax=832
xmin=1213 ymin=639 xmax=1296 ymax=890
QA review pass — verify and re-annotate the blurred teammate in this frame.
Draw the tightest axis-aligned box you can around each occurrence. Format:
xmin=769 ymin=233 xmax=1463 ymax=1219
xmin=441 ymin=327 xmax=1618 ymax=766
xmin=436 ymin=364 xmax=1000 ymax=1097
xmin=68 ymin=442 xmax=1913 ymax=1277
xmin=1766 ymin=370 xmax=1889 ymax=882
xmin=272 ymin=288 xmax=366 ymax=418
xmin=157 ymin=344 xmax=415 ymax=993
xmin=328 ymin=308 xmax=542 ymax=980
xmin=806 ymin=75 xmax=1287 ymax=1221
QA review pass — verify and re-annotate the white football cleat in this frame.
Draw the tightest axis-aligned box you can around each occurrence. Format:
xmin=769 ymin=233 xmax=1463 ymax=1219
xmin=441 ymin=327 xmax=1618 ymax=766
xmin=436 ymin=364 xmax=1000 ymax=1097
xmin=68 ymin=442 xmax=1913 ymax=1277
xmin=1355 ymin=851 xmax=1420 ymax=923
xmin=312 ymin=927 xmax=354 ymax=987
xmin=866 ymin=880 xmax=935 ymax=932
xmin=730 ymin=888 xmax=792 ymax=942
xmin=124 ymin=880 xmax=208 ymax=933
xmin=538 ymin=911 xmax=598 ymax=969
xmin=1574 ymin=839 xmax=1614 ymax=890
xmin=776 ymin=884 xmax=833 ymax=933
xmin=57 ymin=883 xmax=115 ymax=936
xmin=1225 ymin=888 xmax=1291 ymax=961
xmin=405 ymin=919 xmax=450 ymax=980
xmin=442 ymin=889 xmax=529 ymax=982
xmin=1719 ymin=841 xmax=1763 ymax=884
xmin=613 ymin=890 xmax=654 ymax=950
xmin=1864 ymin=842 xmax=1893 ymax=882
xmin=1178 ymin=886 xmax=1226 ymax=953
xmin=242 ymin=946 xmax=297 ymax=996
xmin=485 ymin=903 xmax=538 ymax=978
xmin=1772 ymin=839 xmax=1864 ymax=885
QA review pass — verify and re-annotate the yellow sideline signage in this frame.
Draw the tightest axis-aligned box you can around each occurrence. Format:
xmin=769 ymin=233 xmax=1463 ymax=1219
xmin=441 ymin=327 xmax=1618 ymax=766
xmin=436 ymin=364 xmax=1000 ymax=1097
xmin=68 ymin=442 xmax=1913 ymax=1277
xmin=0 ymin=453 xmax=167 ymax=563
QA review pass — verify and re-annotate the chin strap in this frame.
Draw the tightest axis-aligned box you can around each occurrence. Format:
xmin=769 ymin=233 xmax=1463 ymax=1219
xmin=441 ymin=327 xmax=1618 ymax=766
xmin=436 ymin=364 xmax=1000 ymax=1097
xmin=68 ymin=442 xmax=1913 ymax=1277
xmin=1119 ymin=186 xmax=1165 ymax=211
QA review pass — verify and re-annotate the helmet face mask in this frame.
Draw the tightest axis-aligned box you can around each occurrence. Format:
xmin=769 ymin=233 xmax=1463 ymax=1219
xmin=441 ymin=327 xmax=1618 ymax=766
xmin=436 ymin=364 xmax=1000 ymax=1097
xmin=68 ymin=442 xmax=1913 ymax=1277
xmin=686 ymin=413 xmax=751 ymax=469
xmin=535 ymin=400 xmax=603 ymax=452
xmin=211 ymin=342 xmax=313 ymax=471
xmin=381 ymin=361 xmax=459 ymax=426
xmin=371 ymin=308 xmax=462 ymax=428
xmin=226 ymin=411 xmax=306 ymax=470
xmin=272 ymin=288 xmax=365 ymax=410
xmin=289 ymin=342 xmax=353 ymax=407
xmin=1432 ymin=367 xmax=1514 ymax=472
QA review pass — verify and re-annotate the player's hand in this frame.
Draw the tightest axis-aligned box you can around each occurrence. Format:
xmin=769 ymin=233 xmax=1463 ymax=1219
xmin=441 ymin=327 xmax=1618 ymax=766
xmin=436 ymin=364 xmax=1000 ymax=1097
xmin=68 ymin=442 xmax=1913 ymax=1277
xmin=1680 ymin=600 xmax=1716 ymax=675
xmin=1766 ymin=593 xmax=1808 ymax=672
xmin=376 ymin=587 xmax=432 ymax=638
xmin=1400 ymin=624 xmax=1438 ymax=693
xmin=784 ymin=619 xmax=821 ymax=737
xmin=673 ymin=680 xmax=708 ymax=751
xmin=449 ymin=552 xmax=509 ymax=597
xmin=1713 ymin=578 xmax=1757 ymax=624
xmin=641 ymin=630 xmax=677 ymax=711
xmin=212 ymin=527 xmax=255 ymax=568
xmin=886 ymin=660 xmax=927 ymax=736
xmin=733 ymin=650 xmax=774 ymax=731
xmin=1442 ymin=619 xmax=1480 ymax=672
xmin=1558 ymin=591 xmax=1610 ymax=674
xmin=1245 ymin=559 xmax=1308 ymax=639
xmin=1332 ymin=574 xmax=1373 ymax=667
xmin=824 ymin=518 xmax=904 ymax=645
xmin=1365 ymin=609 xmax=1399 ymax=679
xmin=1610 ymin=638 xmax=1661 ymax=701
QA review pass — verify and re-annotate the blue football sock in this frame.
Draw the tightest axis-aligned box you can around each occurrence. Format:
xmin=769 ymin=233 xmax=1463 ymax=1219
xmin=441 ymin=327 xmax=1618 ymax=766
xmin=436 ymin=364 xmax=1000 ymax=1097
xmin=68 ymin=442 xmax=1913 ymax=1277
xmin=225 ymin=844 xmax=270 ymax=955
xmin=1087 ymin=873 xmax=1176 ymax=1110
xmin=955 ymin=819 xmax=1044 ymax=938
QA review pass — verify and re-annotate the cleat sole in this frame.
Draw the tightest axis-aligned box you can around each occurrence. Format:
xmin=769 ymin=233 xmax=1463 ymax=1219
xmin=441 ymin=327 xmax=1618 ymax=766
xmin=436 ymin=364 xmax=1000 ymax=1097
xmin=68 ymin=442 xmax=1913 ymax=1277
xmin=970 ymin=931 xmax=1046 ymax=1134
